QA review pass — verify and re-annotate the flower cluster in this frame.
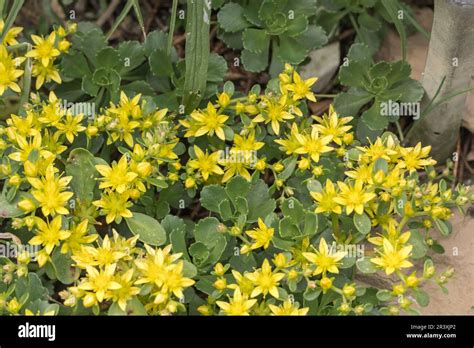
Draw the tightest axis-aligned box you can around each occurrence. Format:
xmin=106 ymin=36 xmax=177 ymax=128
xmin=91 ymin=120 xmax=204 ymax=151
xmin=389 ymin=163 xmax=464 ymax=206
xmin=0 ymin=21 xmax=74 ymax=96
xmin=62 ymin=232 xmax=194 ymax=315
xmin=0 ymin=45 xmax=471 ymax=316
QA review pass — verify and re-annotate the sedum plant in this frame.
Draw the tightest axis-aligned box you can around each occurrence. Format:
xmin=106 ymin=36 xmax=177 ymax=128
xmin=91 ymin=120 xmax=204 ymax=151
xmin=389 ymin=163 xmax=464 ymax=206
xmin=0 ymin=48 xmax=471 ymax=316
xmin=216 ymin=0 xmax=328 ymax=74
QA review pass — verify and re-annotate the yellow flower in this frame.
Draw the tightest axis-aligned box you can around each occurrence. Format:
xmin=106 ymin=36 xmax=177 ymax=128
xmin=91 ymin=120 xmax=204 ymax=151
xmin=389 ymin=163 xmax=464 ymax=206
xmin=294 ymin=127 xmax=333 ymax=163
xmin=27 ymin=165 xmax=73 ymax=216
xmin=216 ymin=288 xmax=257 ymax=315
xmin=345 ymin=163 xmax=374 ymax=185
xmin=6 ymin=112 xmax=40 ymax=139
xmin=371 ymin=238 xmax=413 ymax=275
xmin=233 ymin=132 xmax=264 ymax=153
xmin=187 ymin=145 xmax=224 ymax=181
xmin=0 ymin=45 xmax=25 ymax=95
xmin=220 ymin=159 xmax=252 ymax=183
xmin=0 ymin=19 xmax=23 ymax=46
xmin=254 ymin=95 xmax=294 ymax=135
xmin=93 ymin=191 xmax=134 ymax=224
xmin=26 ymin=32 xmax=61 ymax=67
xmin=333 ymin=180 xmax=376 ymax=215
xmin=313 ymin=105 xmax=353 ymax=145
xmin=78 ymin=264 xmax=122 ymax=304
xmin=110 ymin=269 xmax=140 ymax=311
xmin=32 ymin=61 xmax=61 ymax=89
xmin=9 ymin=133 xmax=52 ymax=163
xmin=109 ymin=91 xmax=142 ymax=118
xmin=285 ymin=70 xmax=317 ymax=101
xmin=357 ymin=137 xmax=397 ymax=163
xmin=311 ymin=179 xmax=342 ymax=214
xmin=96 ymin=155 xmax=137 ymax=193
xmin=268 ymin=300 xmax=309 ymax=315
xmin=29 ymin=216 xmax=71 ymax=256
xmin=61 ymin=220 xmax=98 ymax=254
xmin=188 ymin=102 xmax=228 ymax=140
xmin=245 ymin=218 xmax=274 ymax=251
xmin=274 ymin=122 xmax=302 ymax=155
xmin=303 ymin=238 xmax=345 ymax=275
xmin=397 ymin=143 xmax=436 ymax=172
xmin=245 ymin=259 xmax=285 ymax=298
xmin=160 ymin=261 xmax=195 ymax=299
xmin=55 ymin=113 xmax=86 ymax=143
xmin=135 ymin=244 xmax=180 ymax=287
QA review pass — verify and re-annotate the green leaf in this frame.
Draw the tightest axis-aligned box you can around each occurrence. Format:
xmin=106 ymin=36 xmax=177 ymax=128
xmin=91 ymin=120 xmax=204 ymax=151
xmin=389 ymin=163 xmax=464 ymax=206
xmin=125 ymin=213 xmax=167 ymax=246
xmin=118 ymin=40 xmax=145 ymax=73
xmin=218 ymin=199 xmax=233 ymax=221
xmin=170 ymin=225 xmax=191 ymax=262
xmin=61 ymin=53 xmax=91 ymax=79
xmin=200 ymin=185 xmax=226 ymax=213
xmin=304 ymin=287 xmax=322 ymax=301
xmin=225 ymin=176 xmax=251 ymax=202
xmin=333 ymin=88 xmax=374 ymax=117
xmin=242 ymin=28 xmax=269 ymax=53
xmin=217 ymin=2 xmax=249 ymax=33
xmin=189 ymin=242 xmax=211 ymax=266
xmin=149 ymin=48 xmax=173 ymax=77
xmin=144 ymin=30 xmax=168 ymax=56
xmin=207 ymin=53 xmax=228 ymax=82
xmin=241 ymin=47 xmax=269 ymax=73
xmin=356 ymin=257 xmax=377 ymax=274
xmin=194 ymin=217 xmax=227 ymax=267
xmin=294 ymin=25 xmax=328 ymax=50
xmin=353 ymin=212 xmax=371 ymax=235
xmin=0 ymin=192 xmax=25 ymax=218
xmin=302 ymin=211 xmax=318 ymax=236
xmin=361 ymin=101 xmax=388 ymax=130
xmin=285 ymin=15 xmax=309 ymax=37
xmin=51 ymin=250 xmax=79 ymax=285
xmin=15 ymin=273 xmax=47 ymax=302
xmin=66 ymin=148 xmax=99 ymax=203
xmin=96 ymin=47 xmax=121 ymax=70
xmin=376 ymin=289 xmax=392 ymax=301
xmin=279 ymin=216 xmax=301 ymax=239
xmin=278 ymin=156 xmax=298 ymax=180
xmin=108 ymin=296 xmax=147 ymax=315
xmin=408 ymin=229 xmax=428 ymax=259
xmin=433 ymin=218 xmax=452 ymax=236
xmin=281 ymin=198 xmax=304 ymax=223
xmin=413 ymin=288 xmax=430 ymax=307
xmin=277 ymin=35 xmax=310 ymax=65
xmin=246 ymin=179 xmax=276 ymax=223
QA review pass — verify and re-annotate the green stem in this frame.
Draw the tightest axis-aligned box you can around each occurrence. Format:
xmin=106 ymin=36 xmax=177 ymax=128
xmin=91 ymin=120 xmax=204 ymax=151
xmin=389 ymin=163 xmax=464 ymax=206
xmin=0 ymin=0 xmax=24 ymax=44
xmin=18 ymin=44 xmax=32 ymax=116
xmin=167 ymin=0 xmax=178 ymax=57
xmin=395 ymin=121 xmax=404 ymax=142
xmin=331 ymin=213 xmax=340 ymax=239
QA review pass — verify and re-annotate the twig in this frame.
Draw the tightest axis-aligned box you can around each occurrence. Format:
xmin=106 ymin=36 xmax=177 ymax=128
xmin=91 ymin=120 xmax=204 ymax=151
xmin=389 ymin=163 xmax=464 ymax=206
xmin=96 ymin=0 xmax=121 ymax=27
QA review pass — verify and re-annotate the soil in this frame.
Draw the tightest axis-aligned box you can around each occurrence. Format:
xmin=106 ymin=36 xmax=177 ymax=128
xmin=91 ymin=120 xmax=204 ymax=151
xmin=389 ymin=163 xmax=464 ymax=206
xmin=419 ymin=211 xmax=474 ymax=315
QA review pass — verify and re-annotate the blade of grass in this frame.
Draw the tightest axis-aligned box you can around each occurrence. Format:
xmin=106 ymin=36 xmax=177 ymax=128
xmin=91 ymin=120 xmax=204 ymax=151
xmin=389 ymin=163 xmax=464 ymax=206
xmin=167 ymin=0 xmax=178 ymax=57
xmin=0 ymin=0 xmax=24 ymax=44
xmin=132 ymin=0 xmax=146 ymax=40
xmin=0 ymin=0 xmax=7 ymax=18
xmin=381 ymin=0 xmax=407 ymax=61
xmin=183 ymin=0 xmax=210 ymax=112
xmin=106 ymin=0 xmax=134 ymax=40
xmin=18 ymin=43 xmax=32 ymax=116
xmin=397 ymin=1 xmax=430 ymax=40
